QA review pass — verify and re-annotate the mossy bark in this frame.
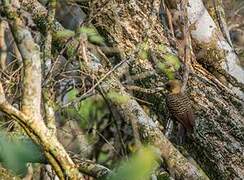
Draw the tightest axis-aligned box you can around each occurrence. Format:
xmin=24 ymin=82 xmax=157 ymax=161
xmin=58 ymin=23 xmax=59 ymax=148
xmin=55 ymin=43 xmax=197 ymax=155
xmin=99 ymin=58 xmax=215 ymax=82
xmin=15 ymin=0 xmax=244 ymax=179
xmin=89 ymin=1 xmax=244 ymax=179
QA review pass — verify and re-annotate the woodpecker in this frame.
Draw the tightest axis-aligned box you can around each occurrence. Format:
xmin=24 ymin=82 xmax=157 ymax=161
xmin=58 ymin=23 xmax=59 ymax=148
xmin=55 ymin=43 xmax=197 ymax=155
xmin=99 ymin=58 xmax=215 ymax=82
xmin=165 ymin=80 xmax=195 ymax=143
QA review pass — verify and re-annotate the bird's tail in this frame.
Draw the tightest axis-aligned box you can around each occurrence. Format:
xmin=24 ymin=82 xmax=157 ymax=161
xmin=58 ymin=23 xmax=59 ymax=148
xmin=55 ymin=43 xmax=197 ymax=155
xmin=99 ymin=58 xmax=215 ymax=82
xmin=177 ymin=123 xmax=187 ymax=144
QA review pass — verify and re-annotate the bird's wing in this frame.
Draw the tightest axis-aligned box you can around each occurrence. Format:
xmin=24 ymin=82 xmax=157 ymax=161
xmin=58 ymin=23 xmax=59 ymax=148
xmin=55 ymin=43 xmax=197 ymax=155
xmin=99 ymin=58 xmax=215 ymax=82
xmin=175 ymin=111 xmax=194 ymax=131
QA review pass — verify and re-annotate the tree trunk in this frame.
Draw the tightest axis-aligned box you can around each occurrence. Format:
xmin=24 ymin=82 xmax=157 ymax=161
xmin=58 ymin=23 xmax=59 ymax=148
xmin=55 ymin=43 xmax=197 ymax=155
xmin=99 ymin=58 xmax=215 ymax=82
xmin=0 ymin=0 xmax=243 ymax=179
xmin=89 ymin=0 xmax=244 ymax=179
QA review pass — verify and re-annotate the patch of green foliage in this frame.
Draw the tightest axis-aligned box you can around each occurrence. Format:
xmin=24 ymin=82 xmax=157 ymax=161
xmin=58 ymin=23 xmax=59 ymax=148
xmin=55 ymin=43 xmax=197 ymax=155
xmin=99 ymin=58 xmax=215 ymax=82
xmin=64 ymin=88 xmax=107 ymax=128
xmin=66 ymin=88 xmax=79 ymax=101
xmin=107 ymin=146 xmax=159 ymax=180
xmin=0 ymin=132 xmax=44 ymax=177
xmin=98 ymin=151 xmax=110 ymax=164
xmin=66 ymin=45 xmax=77 ymax=57
xmin=77 ymin=97 xmax=106 ymax=128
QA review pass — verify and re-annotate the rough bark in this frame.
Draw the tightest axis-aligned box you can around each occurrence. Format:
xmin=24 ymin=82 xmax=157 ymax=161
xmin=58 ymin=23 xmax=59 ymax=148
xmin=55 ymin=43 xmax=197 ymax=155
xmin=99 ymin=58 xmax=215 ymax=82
xmin=18 ymin=0 xmax=210 ymax=179
xmin=1 ymin=0 xmax=243 ymax=179
xmin=88 ymin=0 xmax=244 ymax=179
xmin=186 ymin=0 xmax=244 ymax=99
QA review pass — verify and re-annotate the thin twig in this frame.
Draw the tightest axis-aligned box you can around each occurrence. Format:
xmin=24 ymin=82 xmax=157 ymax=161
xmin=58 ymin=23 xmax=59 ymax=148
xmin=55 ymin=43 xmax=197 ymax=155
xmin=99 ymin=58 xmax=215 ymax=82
xmin=62 ymin=57 xmax=133 ymax=107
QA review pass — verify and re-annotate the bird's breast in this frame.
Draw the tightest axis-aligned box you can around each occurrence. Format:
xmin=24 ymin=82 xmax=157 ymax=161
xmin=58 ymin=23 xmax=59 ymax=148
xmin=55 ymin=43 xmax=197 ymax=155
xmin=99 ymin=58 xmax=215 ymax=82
xmin=166 ymin=94 xmax=192 ymax=113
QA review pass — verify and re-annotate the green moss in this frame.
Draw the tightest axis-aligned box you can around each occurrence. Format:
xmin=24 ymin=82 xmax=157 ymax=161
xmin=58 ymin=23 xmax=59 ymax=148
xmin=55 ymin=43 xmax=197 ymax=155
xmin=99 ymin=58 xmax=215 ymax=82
xmin=138 ymin=41 xmax=149 ymax=60
xmin=107 ymin=91 xmax=130 ymax=104
xmin=55 ymin=30 xmax=75 ymax=39
xmin=153 ymin=52 xmax=181 ymax=80
xmin=156 ymin=61 xmax=175 ymax=80
xmin=66 ymin=45 xmax=77 ymax=58
xmin=162 ymin=53 xmax=181 ymax=70
xmin=164 ymin=69 xmax=175 ymax=80
xmin=78 ymin=26 xmax=105 ymax=44
xmin=157 ymin=44 xmax=167 ymax=53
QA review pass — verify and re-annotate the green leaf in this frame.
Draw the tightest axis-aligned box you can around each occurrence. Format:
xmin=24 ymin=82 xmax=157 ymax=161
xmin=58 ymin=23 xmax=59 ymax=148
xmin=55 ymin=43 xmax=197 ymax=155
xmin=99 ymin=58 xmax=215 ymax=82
xmin=61 ymin=94 xmax=107 ymax=128
xmin=77 ymin=96 xmax=107 ymax=128
xmin=78 ymin=98 xmax=94 ymax=127
xmin=107 ymin=146 xmax=159 ymax=180
xmin=98 ymin=151 xmax=110 ymax=163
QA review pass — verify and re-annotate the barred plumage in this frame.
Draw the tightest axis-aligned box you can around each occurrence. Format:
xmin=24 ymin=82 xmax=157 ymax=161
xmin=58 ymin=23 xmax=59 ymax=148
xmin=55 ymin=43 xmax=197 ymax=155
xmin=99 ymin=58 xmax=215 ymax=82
xmin=165 ymin=80 xmax=195 ymax=144
xmin=166 ymin=93 xmax=195 ymax=131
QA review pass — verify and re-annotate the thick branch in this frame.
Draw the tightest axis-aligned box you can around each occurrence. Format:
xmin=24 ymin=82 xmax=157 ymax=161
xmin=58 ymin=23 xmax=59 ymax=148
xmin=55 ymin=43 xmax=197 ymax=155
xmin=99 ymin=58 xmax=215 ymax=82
xmin=3 ymin=2 xmax=42 ymax=119
xmin=74 ymin=158 xmax=111 ymax=179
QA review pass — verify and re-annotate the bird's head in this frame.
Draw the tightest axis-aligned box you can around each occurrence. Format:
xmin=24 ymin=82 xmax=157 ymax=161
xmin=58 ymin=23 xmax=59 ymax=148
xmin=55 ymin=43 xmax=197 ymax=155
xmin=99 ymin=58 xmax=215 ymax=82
xmin=165 ymin=80 xmax=182 ymax=94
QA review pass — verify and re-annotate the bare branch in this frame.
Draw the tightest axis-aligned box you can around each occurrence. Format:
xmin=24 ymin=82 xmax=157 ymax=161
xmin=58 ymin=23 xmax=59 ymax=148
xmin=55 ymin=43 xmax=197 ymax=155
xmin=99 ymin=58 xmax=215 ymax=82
xmin=0 ymin=20 xmax=7 ymax=70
